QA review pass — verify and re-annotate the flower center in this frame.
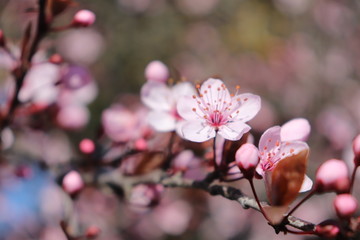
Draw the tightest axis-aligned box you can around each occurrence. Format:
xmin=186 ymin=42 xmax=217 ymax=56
xmin=191 ymin=82 xmax=242 ymax=128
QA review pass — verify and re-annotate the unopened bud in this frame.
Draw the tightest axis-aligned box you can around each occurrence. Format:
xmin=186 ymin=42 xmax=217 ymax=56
xmin=72 ymin=10 xmax=96 ymax=27
xmin=235 ymin=143 xmax=259 ymax=179
xmin=315 ymin=159 xmax=350 ymax=194
xmin=79 ymin=138 xmax=95 ymax=154
xmin=144 ymin=60 xmax=169 ymax=83
xmin=134 ymin=138 xmax=147 ymax=151
xmin=85 ymin=225 xmax=101 ymax=239
xmin=353 ymin=134 xmax=360 ymax=166
xmin=334 ymin=194 xmax=358 ymax=219
xmin=62 ymin=170 xmax=84 ymax=195
xmin=315 ymin=220 xmax=340 ymax=238
xmin=49 ymin=54 xmax=63 ymax=64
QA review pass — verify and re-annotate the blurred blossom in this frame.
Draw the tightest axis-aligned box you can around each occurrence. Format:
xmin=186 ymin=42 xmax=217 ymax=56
xmin=204 ymin=197 xmax=251 ymax=239
xmin=322 ymin=48 xmax=351 ymax=84
xmin=14 ymin=130 xmax=73 ymax=165
xmin=185 ymin=23 xmax=221 ymax=54
xmin=56 ymin=104 xmax=90 ymax=130
xmin=273 ymin=0 xmax=311 ymax=16
xmin=317 ymin=107 xmax=355 ymax=150
xmin=153 ymin=200 xmax=192 ymax=235
xmin=40 ymin=227 xmax=67 ymax=240
xmin=19 ymin=63 xmax=60 ymax=108
xmin=102 ymin=104 xmax=150 ymax=142
xmin=176 ymin=0 xmax=219 ymax=16
xmin=58 ymin=81 xmax=98 ymax=106
xmin=117 ymin=0 xmax=152 ymax=13
xmin=102 ymin=104 xmax=137 ymax=142
xmin=0 ymin=48 xmax=16 ymax=70
xmin=141 ymin=81 xmax=195 ymax=132
xmin=312 ymin=0 xmax=354 ymax=37
xmin=129 ymin=184 xmax=164 ymax=207
xmin=56 ymin=29 xmax=104 ymax=65
xmin=60 ymin=65 xmax=93 ymax=90
xmin=172 ymin=150 xmax=206 ymax=180
xmin=1 ymin=127 xmax=14 ymax=150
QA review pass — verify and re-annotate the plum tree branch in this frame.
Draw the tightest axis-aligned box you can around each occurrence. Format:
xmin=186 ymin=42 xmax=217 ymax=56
xmin=98 ymin=169 xmax=316 ymax=234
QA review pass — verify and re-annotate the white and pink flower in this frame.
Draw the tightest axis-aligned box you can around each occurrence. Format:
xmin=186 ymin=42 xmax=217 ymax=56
xmin=141 ymin=81 xmax=195 ymax=132
xmin=256 ymin=118 xmax=313 ymax=192
xmin=176 ymin=78 xmax=261 ymax=142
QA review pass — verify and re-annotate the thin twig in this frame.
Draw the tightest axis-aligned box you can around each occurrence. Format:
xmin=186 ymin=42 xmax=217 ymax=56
xmin=98 ymin=169 xmax=316 ymax=233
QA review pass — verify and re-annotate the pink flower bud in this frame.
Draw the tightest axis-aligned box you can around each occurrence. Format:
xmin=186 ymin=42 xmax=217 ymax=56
xmin=235 ymin=143 xmax=259 ymax=179
xmin=62 ymin=170 xmax=84 ymax=195
xmin=49 ymin=54 xmax=63 ymax=64
xmin=85 ymin=225 xmax=101 ymax=239
xmin=79 ymin=138 xmax=95 ymax=154
xmin=134 ymin=138 xmax=147 ymax=151
xmin=315 ymin=220 xmax=340 ymax=238
xmin=144 ymin=60 xmax=169 ymax=83
xmin=334 ymin=194 xmax=358 ymax=219
xmin=315 ymin=159 xmax=350 ymax=193
xmin=72 ymin=10 xmax=96 ymax=27
xmin=353 ymin=134 xmax=360 ymax=166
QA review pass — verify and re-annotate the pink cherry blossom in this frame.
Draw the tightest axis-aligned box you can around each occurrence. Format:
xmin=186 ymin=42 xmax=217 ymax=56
xmin=334 ymin=194 xmax=358 ymax=218
xmin=256 ymin=124 xmax=313 ymax=192
xmin=176 ymin=78 xmax=261 ymax=142
xmin=141 ymin=81 xmax=195 ymax=132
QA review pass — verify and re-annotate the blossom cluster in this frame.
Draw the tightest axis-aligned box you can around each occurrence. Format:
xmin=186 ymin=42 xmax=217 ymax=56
xmin=1 ymin=1 xmax=360 ymax=239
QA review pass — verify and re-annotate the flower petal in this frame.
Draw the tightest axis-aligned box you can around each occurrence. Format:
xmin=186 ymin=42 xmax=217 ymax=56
xmin=276 ymin=141 xmax=309 ymax=161
xmin=259 ymin=126 xmax=281 ymax=153
xmin=230 ymin=93 xmax=261 ymax=122
xmin=147 ymin=111 xmax=176 ymax=132
xmin=299 ymin=174 xmax=313 ymax=192
xmin=281 ymin=118 xmax=311 ymax=142
xmin=171 ymin=82 xmax=196 ymax=99
xmin=178 ymin=120 xmax=215 ymax=142
xmin=218 ymin=122 xmax=250 ymax=141
xmin=177 ymin=96 xmax=199 ymax=121
xmin=199 ymin=78 xmax=231 ymax=108
xmin=141 ymin=82 xmax=172 ymax=111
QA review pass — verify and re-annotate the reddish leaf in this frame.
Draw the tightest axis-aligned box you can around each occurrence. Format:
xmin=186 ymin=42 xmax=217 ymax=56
xmin=270 ymin=148 xmax=309 ymax=206
xmin=134 ymin=152 xmax=165 ymax=175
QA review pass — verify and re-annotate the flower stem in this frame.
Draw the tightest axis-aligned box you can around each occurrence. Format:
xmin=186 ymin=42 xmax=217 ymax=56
xmin=248 ymin=178 xmax=269 ymax=221
xmin=285 ymin=189 xmax=315 ymax=218
xmin=213 ymin=135 xmax=219 ymax=172
xmin=350 ymin=165 xmax=358 ymax=193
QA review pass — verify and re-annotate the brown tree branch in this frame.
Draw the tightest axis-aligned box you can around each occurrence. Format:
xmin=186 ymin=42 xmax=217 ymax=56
xmin=98 ymin=169 xmax=316 ymax=234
